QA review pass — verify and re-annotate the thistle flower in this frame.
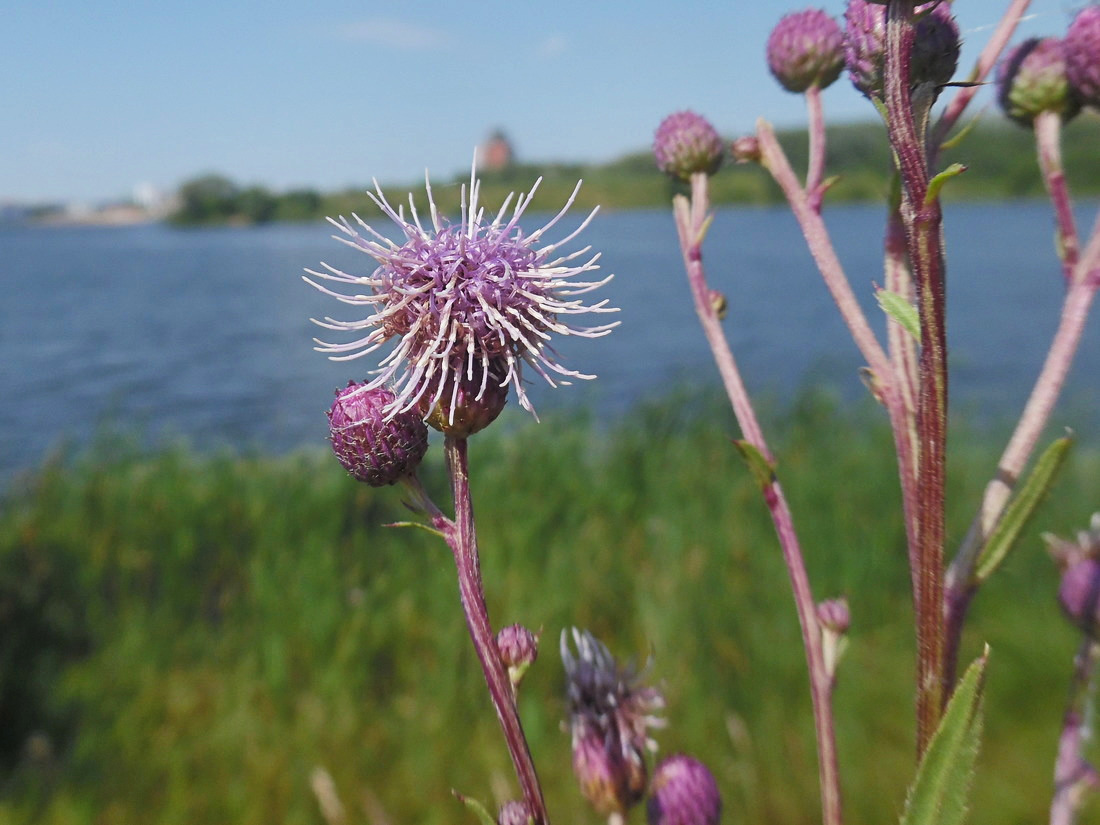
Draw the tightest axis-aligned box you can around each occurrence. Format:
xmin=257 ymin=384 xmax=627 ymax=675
xmin=647 ymin=754 xmax=722 ymax=825
xmin=844 ymin=0 xmax=959 ymax=98
xmin=305 ymin=163 xmax=619 ymax=428
xmin=561 ymin=628 xmax=665 ymax=816
xmin=766 ymin=8 xmax=845 ymax=93
xmin=327 ymin=382 xmax=428 ymax=486
xmin=997 ymin=38 xmax=1082 ymax=126
xmin=653 ymin=112 xmax=724 ymax=181
xmin=1065 ymin=6 xmax=1100 ymax=108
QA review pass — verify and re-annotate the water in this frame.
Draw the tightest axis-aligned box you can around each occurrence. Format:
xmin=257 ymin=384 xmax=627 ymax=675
xmin=2 ymin=200 xmax=1098 ymax=479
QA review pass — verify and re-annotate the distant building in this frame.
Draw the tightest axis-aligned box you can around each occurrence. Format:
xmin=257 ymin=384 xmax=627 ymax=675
xmin=478 ymin=130 xmax=514 ymax=172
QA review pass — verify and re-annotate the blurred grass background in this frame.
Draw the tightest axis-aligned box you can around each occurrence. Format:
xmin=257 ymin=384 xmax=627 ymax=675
xmin=1 ymin=390 xmax=1097 ymax=825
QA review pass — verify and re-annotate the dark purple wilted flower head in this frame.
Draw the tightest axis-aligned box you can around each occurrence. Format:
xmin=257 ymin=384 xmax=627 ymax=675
xmin=653 ymin=112 xmax=724 ymax=181
xmin=1048 ymin=513 xmax=1100 ymax=635
xmin=998 ymin=38 xmax=1082 ymax=126
xmin=647 ymin=754 xmax=722 ymax=825
xmin=1066 ymin=6 xmax=1100 ymax=107
xmin=844 ymin=0 xmax=959 ymax=98
xmin=305 ymin=163 xmax=619 ymax=429
xmin=327 ymin=382 xmax=428 ymax=486
xmin=766 ymin=8 xmax=845 ymax=93
xmin=562 ymin=628 xmax=665 ymax=816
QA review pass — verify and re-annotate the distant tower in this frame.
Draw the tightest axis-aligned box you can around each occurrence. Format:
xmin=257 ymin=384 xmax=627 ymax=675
xmin=479 ymin=129 xmax=514 ymax=172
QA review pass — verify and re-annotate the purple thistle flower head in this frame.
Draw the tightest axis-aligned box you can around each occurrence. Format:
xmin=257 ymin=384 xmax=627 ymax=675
xmin=305 ymin=162 xmax=619 ymax=429
xmin=653 ymin=112 xmax=724 ymax=181
xmin=327 ymin=382 xmax=428 ymax=486
xmin=1066 ymin=6 xmax=1100 ymax=108
xmin=562 ymin=628 xmax=665 ymax=816
xmin=1048 ymin=514 xmax=1100 ymax=636
xmin=647 ymin=754 xmax=722 ymax=825
xmin=766 ymin=8 xmax=845 ymax=93
xmin=844 ymin=0 xmax=958 ymax=98
xmin=997 ymin=37 xmax=1082 ymax=126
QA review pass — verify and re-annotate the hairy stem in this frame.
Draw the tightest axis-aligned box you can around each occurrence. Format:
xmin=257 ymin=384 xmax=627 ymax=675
xmin=673 ymin=173 xmax=843 ymax=825
xmin=444 ymin=437 xmax=548 ymax=825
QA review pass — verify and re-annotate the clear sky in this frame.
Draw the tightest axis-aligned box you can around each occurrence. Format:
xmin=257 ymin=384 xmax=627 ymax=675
xmin=1 ymin=0 xmax=1081 ymax=203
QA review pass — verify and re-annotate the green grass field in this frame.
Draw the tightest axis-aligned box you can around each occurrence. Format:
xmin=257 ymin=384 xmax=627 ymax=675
xmin=1 ymin=391 xmax=1098 ymax=825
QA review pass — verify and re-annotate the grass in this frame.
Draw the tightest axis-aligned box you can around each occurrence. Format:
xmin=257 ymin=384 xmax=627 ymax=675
xmin=1 ymin=390 xmax=1098 ymax=825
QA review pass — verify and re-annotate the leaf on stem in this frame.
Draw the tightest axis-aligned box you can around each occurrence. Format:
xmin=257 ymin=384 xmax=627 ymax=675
xmin=899 ymin=648 xmax=989 ymax=825
xmin=974 ymin=435 xmax=1073 ymax=584
xmin=385 ymin=520 xmax=447 ymax=540
xmin=925 ymin=163 xmax=967 ymax=206
xmin=733 ymin=440 xmax=777 ymax=490
xmin=877 ymin=288 xmax=921 ymax=342
xmin=452 ymin=791 xmax=498 ymax=825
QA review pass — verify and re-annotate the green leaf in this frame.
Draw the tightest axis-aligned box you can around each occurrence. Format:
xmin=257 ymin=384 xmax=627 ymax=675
xmin=385 ymin=521 xmax=447 ymax=540
xmin=452 ymin=791 xmax=498 ymax=825
xmin=938 ymin=114 xmax=982 ymax=152
xmin=925 ymin=163 xmax=967 ymax=206
xmin=974 ymin=435 xmax=1073 ymax=583
xmin=733 ymin=440 xmax=776 ymax=490
xmin=877 ymin=289 xmax=921 ymax=342
xmin=900 ymin=649 xmax=989 ymax=825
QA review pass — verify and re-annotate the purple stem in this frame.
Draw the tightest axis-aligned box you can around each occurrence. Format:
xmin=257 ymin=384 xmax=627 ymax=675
xmin=1050 ymin=639 xmax=1100 ymax=825
xmin=805 ymin=85 xmax=828 ymax=213
xmin=444 ymin=436 xmax=549 ymax=825
xmin=674 ymin=172 xmax=843 ymax=825
xmin=1035 ymin=111 xmax=1080 ymax=280
xmin=885 ymin=0 xmax=948 ymax=756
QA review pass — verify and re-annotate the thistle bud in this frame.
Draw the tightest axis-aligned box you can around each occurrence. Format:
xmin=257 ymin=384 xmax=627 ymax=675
xmin=817 ymin=597 xmax=850 ymax=679
xmin=327 ymin=383 xmax=428 ymax=486
xmin=729 ymin=136 xmax=761 ymax=164
xmin=647 ymin=754 xmax=722 ymax=825
xmin=1049 ymin=514 xmax=1100 ymax=635
xmin=1065 ymin=6 xmax=1100 ymax=108
xmin=997 ymin=38 xmax=1082 ymax=126
xmin=844 ymin=1 xmax=958 ymax=98
xmin=766 ymin=9 xmax=845 ymax=93
xmin=497 ymin=624 xmax=539 ymax=690
xmin=417 ymin=358 xmax=509 ymax=438
xmin=497 ymin=800 xmax=533 ymax=825
xmin=654 ymin=112 xmax=724 ymax=182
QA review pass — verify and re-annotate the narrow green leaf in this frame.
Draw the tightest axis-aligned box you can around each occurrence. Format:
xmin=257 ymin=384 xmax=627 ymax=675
xmin=732 ymin=440 xmax=776 ymax=490
xmin=974 ymin=435 xmax=1073 ymax=583
xmin=385 ymin=520 xmax=446 ymax=540
xmin=452 ymin=791 xmax=498 ymax=825
xmin=939 ymin=114 xmax=982 ymax=152
xmin=900 ymin=649 xmax=989 ymax=825
xmin=925 ymin=163 xmax=967 ymax=205
xmin=877 ymin=289 xmax=921 ymax=342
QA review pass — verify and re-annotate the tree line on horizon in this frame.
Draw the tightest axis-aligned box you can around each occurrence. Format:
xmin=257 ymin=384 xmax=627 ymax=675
xmin=169 ymin=116 xmax=1100 ymax=226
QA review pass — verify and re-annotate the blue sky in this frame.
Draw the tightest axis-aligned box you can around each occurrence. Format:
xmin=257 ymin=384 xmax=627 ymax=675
xmin=1 ymin=0 xmax=1081 ymax=203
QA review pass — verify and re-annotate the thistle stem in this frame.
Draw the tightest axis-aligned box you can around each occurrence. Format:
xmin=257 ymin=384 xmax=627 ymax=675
xmin=674 ymin=173 xmax=843 ymax=825
xmin=444 ymin=436 xmax=549 ymax=825
xmin=884 ymin=0 xmax=948 ymax=756
xmin=1051 ymin=639 xmax=1100 ymax=825
xmin=805 ymin=85 xmax=828 ymax=213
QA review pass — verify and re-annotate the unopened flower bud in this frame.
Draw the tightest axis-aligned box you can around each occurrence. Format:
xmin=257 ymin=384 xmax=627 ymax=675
xmin=327 ymin=383 xmax=428 ymax=486
xmin=817 ymin=597 xmax=850 ymax=679
xmin=844 ymin=1 xmax=958 ymax=98
xmin=1049 ymin=514 xmax=1100 ymax=635
xmin=1066 ymin=6 xmax=1100 ymax=108
xmin=998 ymin=38 xmax=1082 ymax=126
xmin=647 ymin=754 xmax=722 ymax=825
xmin=497 ymin=624 xmax=539 ymax=690
xmin=417 ymin=358 xmax=509 ymax=438
xmin=498 ymin=800 xmax=533 ymax=825
xmin=654 ymin=112 xmax=724 ymax=182
xmin=766 ymin=9 xmax=845 ymax=93
xmin=730 ymin=136 xmax=761 ymax=164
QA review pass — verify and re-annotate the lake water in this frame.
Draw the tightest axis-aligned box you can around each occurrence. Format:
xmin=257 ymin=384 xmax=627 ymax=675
xmin=2 ymin=200 xmax=1098 ymax=480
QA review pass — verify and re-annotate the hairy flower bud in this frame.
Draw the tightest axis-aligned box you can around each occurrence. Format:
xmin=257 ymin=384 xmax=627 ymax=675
xmin=844 ymin=0 xmax=958 ymax=98
xmin=653 ymin=112 xmax=724 ymax=181
xmin=327 ymin=383 xmax=428 ymax=486
xmin=647 ymin=754 xmax=722 ymax=825
xmin=766 ymin=9 xmax=845 ymax=93
xmin=1066 ymin=6 xmax=1100 ymax=107
xmin=997 ymin=38 xmax=1082 ymax=126
xmin=497 ymin=624 xmax=539 ymax=689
